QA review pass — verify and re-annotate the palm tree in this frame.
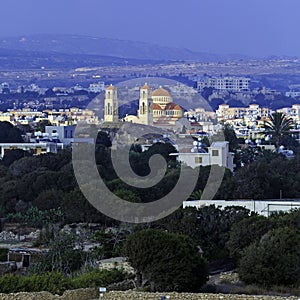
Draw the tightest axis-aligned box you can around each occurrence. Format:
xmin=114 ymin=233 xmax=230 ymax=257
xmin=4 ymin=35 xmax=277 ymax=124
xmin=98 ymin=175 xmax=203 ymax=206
xmin=189 ymin=189 xmax=203 ymax=200
xmin=263 ymin=112 xmax=294 ymax=152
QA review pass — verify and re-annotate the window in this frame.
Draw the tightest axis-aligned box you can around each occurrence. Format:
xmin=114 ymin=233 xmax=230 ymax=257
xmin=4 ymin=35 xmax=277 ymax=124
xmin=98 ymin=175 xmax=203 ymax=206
xmin=195 ymin=157 xmax=202 ymax=163
xmin=212 ymin=150 xmax=219 ymax=156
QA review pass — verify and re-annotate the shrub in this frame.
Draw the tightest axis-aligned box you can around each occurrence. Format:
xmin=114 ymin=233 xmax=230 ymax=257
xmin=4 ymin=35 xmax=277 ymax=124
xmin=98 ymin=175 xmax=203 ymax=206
xmin=0 ymin=273 xmax=70 ymax=295
xmin=0 ymin=270 xmax=125 ymax=294
xmin=71 ymin=269 xmax=125 ymax=289
xmin=238 ymin=227 xmax=300 ymax=286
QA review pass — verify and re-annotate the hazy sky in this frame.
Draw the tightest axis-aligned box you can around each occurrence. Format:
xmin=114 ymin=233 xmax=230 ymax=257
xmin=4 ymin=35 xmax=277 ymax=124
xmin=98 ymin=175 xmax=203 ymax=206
xmin=1 ymin=0 xmax=300 ymax=57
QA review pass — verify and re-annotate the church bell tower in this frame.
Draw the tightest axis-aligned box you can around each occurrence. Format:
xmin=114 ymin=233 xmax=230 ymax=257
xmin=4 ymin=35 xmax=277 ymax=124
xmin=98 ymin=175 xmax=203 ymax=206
xmin=138 ymin=83 xmax=153 ymax=126
xmin=104 ymin=84 xmax=118 ymax=123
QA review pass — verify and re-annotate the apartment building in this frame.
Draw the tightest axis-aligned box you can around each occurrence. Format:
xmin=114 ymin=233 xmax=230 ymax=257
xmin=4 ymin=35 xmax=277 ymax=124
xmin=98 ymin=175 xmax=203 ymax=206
xmin=197 ymin=76 xmax=250 ymax=92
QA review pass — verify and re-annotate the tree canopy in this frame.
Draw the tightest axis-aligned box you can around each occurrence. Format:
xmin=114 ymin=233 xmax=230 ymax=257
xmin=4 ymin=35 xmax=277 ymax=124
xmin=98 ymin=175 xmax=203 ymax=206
xmin=263 ymin=112 xmax=294 ymax=151
xmin=123 ymin=229 xmax=208 ymax=292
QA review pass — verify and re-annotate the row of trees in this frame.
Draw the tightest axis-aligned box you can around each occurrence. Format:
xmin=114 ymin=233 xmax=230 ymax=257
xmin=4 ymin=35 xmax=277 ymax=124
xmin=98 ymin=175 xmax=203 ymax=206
xmin=114 ymin=207 xmax=300 ymax=291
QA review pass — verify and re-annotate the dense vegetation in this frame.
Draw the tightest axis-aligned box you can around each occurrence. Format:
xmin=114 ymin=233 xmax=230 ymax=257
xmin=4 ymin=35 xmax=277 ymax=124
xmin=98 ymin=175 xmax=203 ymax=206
xmin=0 ymin=270 xmax=125 ymax=295
xmin=123 ymin=229 xmax=208 ymax=292
xmin=0 ymin=121 xmax=300 ymax=293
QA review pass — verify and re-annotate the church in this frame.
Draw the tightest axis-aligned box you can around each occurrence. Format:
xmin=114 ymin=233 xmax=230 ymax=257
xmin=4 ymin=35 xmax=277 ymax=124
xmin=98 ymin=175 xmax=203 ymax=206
xmin=103 ymin=84 xmax=184 ymax=127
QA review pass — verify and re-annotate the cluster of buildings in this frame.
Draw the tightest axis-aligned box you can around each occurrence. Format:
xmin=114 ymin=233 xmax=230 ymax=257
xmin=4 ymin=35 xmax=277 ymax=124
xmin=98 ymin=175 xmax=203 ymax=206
xmin=102 ymin=84 xmax=235 ymax=171
xmin=3 ymin=80 xmax=300 ymax=172
xmin=0 ymin=125 xmax=78 ymax=158
xmin=0 ymin=107 xmax=98 ymax=126
xmin=0 ymin=81 xmax=105 ymax=95
xmin=215 ymin=103 xmax=300 ymax=140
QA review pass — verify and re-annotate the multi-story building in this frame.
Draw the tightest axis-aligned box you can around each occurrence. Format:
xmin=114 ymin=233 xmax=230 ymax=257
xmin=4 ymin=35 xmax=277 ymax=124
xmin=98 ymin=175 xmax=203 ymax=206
xmin=216 ymin=104 xmax=270 ymax=122
xmin=278 ymin=104 xmax=300 ymax=124
xmin=197 ymin=76 xmax=250 ymax=92
xmin=88 ymin=82 xmax=105 ymax=93
xmin=45 ymin=125 xmax=75 ymax=145
xmin=170 ymin=141 xmax=235 ymax=172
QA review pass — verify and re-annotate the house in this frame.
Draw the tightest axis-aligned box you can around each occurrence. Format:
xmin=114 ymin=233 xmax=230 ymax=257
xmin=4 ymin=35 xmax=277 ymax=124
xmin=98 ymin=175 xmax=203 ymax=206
xmin=170 ymin=141 xmax=235 ymax=172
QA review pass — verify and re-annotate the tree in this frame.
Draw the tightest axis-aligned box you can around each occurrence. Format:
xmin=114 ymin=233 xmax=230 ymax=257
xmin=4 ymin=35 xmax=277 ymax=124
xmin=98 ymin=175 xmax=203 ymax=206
xmin=33 ymin=189 xmax=64 ymax=211
xmin=212 ymin=124 xmax=239 ymax=152
xmin=226 ymin=215 xmax=273 ymax=259
xmin=238 ymin=227 xmax=300 ymax=286
xmin=123 ymin=229 xmax=208 ymax=292
xmin=189 ymin=189 xmax=202 ymax=200
xmin=32 ymin=232 xmax=86 ymax=275
xmin=96 ymin=131 xmax=112 ymax=147
xmin=154 ymin=205 xmax=250 ymax=261
xmin=263 ymin=112 xmax=294 ymax=151
xmin=0 ymin=121 xmax=23 ymax=143
xmin=35 ymin=120 xmax=52 ymax=132
xmin=1 ymin=149 xmax=32 ymax=167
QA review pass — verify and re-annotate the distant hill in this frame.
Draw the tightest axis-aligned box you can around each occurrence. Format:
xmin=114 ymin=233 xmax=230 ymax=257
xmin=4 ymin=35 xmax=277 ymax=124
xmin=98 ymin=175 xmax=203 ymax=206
xmin=0 ymin=47 xmax=160 ymax=69
xmin=0 ymin=34 xmax=249 ymax=62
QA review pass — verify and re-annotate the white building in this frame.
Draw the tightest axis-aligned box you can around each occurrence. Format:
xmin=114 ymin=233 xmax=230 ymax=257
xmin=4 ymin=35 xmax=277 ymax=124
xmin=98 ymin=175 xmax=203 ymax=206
xmin=197 ymin=76 xmax=250 ymax=92
xmin=183 ymin=199 xmax=300 ymax=217
xmin=278 ymin=104 xmax=300 ymax=123
xmin=285 ymin=90 xmax=300 ymax=98
xmin=45 ymin=125 xmax=76 ymax=145
xmin=170 ymin=141 xmax=235 ymax=172
xmin=89 ymin=82 xmax=105 ymax=93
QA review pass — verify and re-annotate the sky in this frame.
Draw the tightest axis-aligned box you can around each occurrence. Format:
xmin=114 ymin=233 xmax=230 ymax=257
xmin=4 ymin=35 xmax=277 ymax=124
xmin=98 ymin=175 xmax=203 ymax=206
xmin=1 ymin=0 xmax=300 ymax=57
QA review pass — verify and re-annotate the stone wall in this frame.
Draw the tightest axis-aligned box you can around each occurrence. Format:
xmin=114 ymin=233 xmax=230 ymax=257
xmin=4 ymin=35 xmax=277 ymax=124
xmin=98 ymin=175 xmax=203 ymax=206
xmin=0 ymin=288 xmax=98 ymax=300
xmin=105 ymin=292 xmax=299 ymax=299
xmin=0 ymin=290 xmax=298 ymax=300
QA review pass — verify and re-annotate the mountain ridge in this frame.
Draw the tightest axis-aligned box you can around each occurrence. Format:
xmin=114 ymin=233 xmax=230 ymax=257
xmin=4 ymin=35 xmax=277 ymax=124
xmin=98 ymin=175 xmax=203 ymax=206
xmin=0 ymin=34 xmax=250 ymax=62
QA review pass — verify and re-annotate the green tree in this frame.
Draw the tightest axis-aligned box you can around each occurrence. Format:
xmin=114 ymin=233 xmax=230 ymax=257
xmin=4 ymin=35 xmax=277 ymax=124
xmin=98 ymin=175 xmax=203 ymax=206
xmin=35 ymin=120 xmax=52 ymax=132
xmin=212 ymin=124 xmax=239 ymax=152
xmin=33 ymin=189 xmax=64 ymax=211
xmin=263 ymin=112 xmax=294 ymax=151
xmin=114 ymin=189 xmax=141 ymax=203
xmin=238 ymin=227 xmax=300 ymax=286
xmin=123 ymin=229 xmax=208 ymax=292
xmin=0 ymin=121 xmax=23 ymax=143
xmin=153 ymin=206 xmax=250 ymax=261
xmin=96 ymin=131 xmax=112 ymax=147
xmin=189 ymin=189 xmax=202 ymax=200
xmin=1 ymin=149 xmax=32 ymax=167
xmin=226 ymin=215 xmax=273 ymax=259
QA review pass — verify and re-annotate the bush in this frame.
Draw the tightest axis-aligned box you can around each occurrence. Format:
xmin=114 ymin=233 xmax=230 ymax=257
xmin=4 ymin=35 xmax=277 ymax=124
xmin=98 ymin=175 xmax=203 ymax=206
xmin=0 ymin=270 xmax=125 ymax=294
xmin=71 ymin=269 xmax=125 ymax=289
xmin=227 ymin=215 xmax=273 ymax=259
xmin=0 ymin=273 xmax=70 ymax=295
xmin=238 ymin=227 xmax=300 ymax=286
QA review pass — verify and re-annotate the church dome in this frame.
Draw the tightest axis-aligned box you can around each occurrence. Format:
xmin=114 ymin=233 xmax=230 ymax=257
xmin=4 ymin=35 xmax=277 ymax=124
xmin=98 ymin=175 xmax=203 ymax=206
xmin=152 ymin=87 xmax=171 ymax=97
xmin=165 ymin=103 xmax=183 ymax=110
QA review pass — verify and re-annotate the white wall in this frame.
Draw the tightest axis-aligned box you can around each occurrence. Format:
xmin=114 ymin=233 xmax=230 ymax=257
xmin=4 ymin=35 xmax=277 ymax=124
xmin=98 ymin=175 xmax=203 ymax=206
xmin=183 ymin=200 xmax=300 ymax=217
